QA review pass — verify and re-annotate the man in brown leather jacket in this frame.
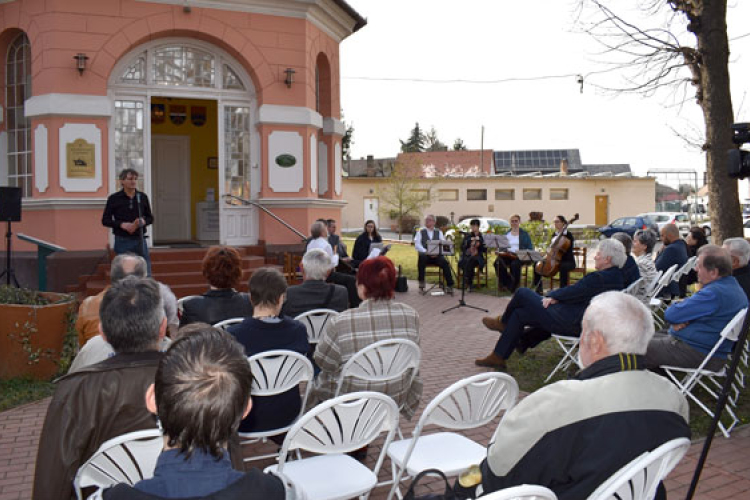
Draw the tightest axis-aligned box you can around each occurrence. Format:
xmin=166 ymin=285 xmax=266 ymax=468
xmin=33 ymin=276 xmax=167 ymax=500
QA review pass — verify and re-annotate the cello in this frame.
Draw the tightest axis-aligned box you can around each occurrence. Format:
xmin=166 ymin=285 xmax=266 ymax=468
xmin=535 ymin=213 xmax=579 ymax=278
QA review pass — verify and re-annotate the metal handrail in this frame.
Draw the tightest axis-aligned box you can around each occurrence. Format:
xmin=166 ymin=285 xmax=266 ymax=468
xmin=222 ymin=194 xmax=307 ymax=242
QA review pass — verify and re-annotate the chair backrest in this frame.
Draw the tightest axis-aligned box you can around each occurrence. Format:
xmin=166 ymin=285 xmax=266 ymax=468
xmin=623 ymin=277 xmax=644 ymax=296
xmin=649 ymin=264 xmax=678 ymax=299
xmin=573 ymin=247 xmax=588 ymax=273
xmin=294 ymin=308 xmax=339 ymax=344
xmin=248 ymin=349 xmax=314 ymax=407
xmin=176 ymin=295 xmax=199 ymax=320
xmin=74 ymin=429 xmax=163 ymax=498
xmin=335 ymin=339 xmax=421 ymax=398
xmin=480 ymin=484 xmax=558 ymax=500
xmin=420 ymin=372 xmax=519 ymax=432
xmin=587 ymin=437 xmax=691 ymax=500
xmin=213 ymin=317 xmax=245 ymax=331
xmin=671 ymin=256 xmax=698 ymax=282
xmin=642 ymin=270 xmax=662 ymax=299
xmin=277 ymin=391 xmax=399 ymax=474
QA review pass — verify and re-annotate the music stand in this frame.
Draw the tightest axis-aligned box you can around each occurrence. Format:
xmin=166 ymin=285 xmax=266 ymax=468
xmin=441 ymin=234 xmax=488 ymax=314
xmin=420 ymin=240 xmax=454 ymax=295
xmin=0 ymin=186 xmax=22 ymax=287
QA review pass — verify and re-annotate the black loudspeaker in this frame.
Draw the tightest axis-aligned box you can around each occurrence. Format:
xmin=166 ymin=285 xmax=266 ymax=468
xmin=0 ymin=187 xmax=22 ymax=222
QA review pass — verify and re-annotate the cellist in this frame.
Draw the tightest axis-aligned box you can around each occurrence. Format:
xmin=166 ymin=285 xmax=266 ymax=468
xmin=533 ymin=215 xmax=576 ymax=293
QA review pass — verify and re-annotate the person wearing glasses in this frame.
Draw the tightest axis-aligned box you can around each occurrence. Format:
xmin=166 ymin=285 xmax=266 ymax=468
xmin=494 ymin=214 xmax=533 ymax=292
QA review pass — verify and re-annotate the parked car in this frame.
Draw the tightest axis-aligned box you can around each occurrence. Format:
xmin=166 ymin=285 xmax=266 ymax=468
xmin=598 ymin=215 xmax=658 ymax=239
xmin=444 ymin=217 xmax=510 ymax=241
xmin=638 ymin=212 xmax=691 ymax=237
xmin=701 ymin=215 xmax=750 ymax=238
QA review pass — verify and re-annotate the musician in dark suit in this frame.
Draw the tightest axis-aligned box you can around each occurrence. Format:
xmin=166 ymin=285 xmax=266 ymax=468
xmin=476 ymin=239 xmax=627 ymax=371
xmin=459 ymin=219 xmax=486 ymax=291
xmin=533 ymin=215 xmax=575 ymax=292
xmin=495 ymin=214 xmax=534 ymax=292
xmin=281 ymin=249 xmax=349 ymax=318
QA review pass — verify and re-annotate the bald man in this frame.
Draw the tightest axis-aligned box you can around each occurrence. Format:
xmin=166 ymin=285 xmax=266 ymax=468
xmin=655 ymin=224 xmax=688 ymax=297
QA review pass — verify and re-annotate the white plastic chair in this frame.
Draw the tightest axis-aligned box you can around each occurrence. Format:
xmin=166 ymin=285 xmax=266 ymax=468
xmin=641 ymin=270 xmax=663 ymax=302
xmin=661 ymin=308 xmax=748 ymax=438
xmin=670 ymin=256 xmax=698 ymax=285
xmin=623 ymin=277 xmax=644 ymax=296
xmin=544 ymin=335 xmax=582 ymax=383
xmin=176 ymin=295 xmax=199 ymax=320
xmin=213 ymin=317 xmax=245 ymax=331
xmin=587 ymin=437 xmax=691 ymax=500
xmin=295 ymin=308 xmax=339 ymax=345
xmin=481 ymin=485 xmax=558 ymax=500
xmin=335 ymin=339 xmax=421 ymax=399
xmin=647 ymin=264 xmax=678 ymax=328
xmin=265 ymin=391 xmax=400 ymax=500
xmin=240 ymin=350 xmax=315 ymax=462
xmin=73 ymin=429 xmax=163 ymax=499
xmin=386 ymin=372 xmax=519 ymax=500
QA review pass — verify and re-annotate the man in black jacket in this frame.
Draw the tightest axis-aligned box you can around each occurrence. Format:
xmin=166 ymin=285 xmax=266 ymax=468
xmin=461 ymin=292 xmax=690 ymax=500
xmin=281 ymin=249 xmax=348 ymax=318
xmin=723 ymin=237 xmax=750 ymax=301
xmin=102 ymin=168 xmax=154 ymax=274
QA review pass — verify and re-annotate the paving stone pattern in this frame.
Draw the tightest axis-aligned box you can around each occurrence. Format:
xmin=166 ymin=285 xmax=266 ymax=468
xmin=1 ymin=280 xmax=748 ymax=499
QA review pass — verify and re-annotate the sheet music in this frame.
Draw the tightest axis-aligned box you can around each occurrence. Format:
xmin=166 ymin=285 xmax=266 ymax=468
xmin=483 ymin=233 xmax=509 ymax=250
xmin=426 ymin=240 xmax=454 ymax=256
xmin=516 ymin=250 xmax=543 ymax=262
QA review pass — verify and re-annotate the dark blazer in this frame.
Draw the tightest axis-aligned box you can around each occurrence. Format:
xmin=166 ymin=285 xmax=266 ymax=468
xmin=281 ymin=280 xmax=349 ymax=318
xmin=734 ymin=265 xmax=750 ymax=302
xmin=179 ymin=289 xmax=253 ymax=327
xmin=352 ymin=232 xmax=382 ymax=263
xmin=546 ymin=266 xmax=625 ymax=333
xmin=655 ymin=239 xmax=689 ymax=297
xmin=328 ymin=234 xmax=348 ymax=258
xmin=621 ymin=255 xmax=641 ymax=287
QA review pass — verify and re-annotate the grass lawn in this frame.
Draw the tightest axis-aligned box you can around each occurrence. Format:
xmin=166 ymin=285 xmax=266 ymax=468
xmin=0 ymin=378 xmax=54 ymax=412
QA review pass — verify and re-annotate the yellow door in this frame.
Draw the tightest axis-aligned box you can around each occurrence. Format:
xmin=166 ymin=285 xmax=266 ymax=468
xmin=595 ymin=195 xmax=609 ymax=225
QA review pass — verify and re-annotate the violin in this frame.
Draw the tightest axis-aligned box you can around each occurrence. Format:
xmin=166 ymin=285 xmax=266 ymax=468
xmin=535 ymin=213 xmax=579 ymax=278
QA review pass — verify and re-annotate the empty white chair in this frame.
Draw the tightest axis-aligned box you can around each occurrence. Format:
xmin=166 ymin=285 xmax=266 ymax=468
xmin=265 ymin=391 xmax=400 ymax=500
xmin=661 ymin=308 xmax=748 ymax=437
xmin=587 ymin=437 xmax=691 ymax=500
xmin=386 ymin=372 xmax=519 ymax=500
xmin=481 ymin=485 xmax=558 ymax=500
xmin=545 ymin=335 xmax=582 ymax=383
xmin=73 ymin=429 xmax=163 ymax=499
xmin=241 ymin=350 xmax=315 ymax=462
xmin=295 ymin=308 xmax=339 ymax=345
xmin=213 ymin=317 xmax=245 ymax=331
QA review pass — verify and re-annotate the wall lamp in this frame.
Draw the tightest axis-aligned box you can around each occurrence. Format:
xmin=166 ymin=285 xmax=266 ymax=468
xmin=284 ymin=67 xmax=296 ymax=88
xmin=74 ymin=53 xmax=89 ymax=75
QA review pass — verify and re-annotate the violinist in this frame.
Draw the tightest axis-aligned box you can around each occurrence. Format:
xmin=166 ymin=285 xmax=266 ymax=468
xmin=459 ymin=219 xmax=486 ymax=291
xmin=533 ymin=215 xmax=576 ymax=293
xmin=494 ymin=214 xmax=533 ymax=292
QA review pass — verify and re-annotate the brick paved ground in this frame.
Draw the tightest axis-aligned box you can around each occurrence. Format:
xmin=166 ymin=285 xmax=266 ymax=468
xmin=1 ymin=280 xmax=749 ymax=499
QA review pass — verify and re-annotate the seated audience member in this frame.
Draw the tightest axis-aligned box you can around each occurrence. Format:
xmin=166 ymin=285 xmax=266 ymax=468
xmin=532 ymin=215 xmax=576 ymax=292
xmin=34 ymin=277 xmax=167 ymax=500
xmin=76 ymin=253 xmax=178 ymax=347
xmin=227 ymin=268 xmax=309 ymax=439
xmin=646 ymin=245 xmax=748 ymax=372
xmin=102 ymin=328 xmax=289 ymax=500
xmin=351 ymin=220 xmax=383 ymax=268
xmin=415 ymin=214 xmax=455 ymax=294
xmin=655 ymin=224 xmax=688 ymax=297
xmin=494 ymin=214 xmax=533 ymax=292
xmin=611 ymin=232 xmax=640 ymax=287
xmin=281 ymin=249 xmax=349 ymax=318
xmin=459 ymin=292 xmax=689 ymax=500
xmin=311 ymin=256 xmax=423 ymax=419
xmin=681 ymin=226 xmax=708 ymax=295
xmin=179 ymin=246 xmax=253 ymax=327
xmin=477 ymin=240 xmax=627 ymax=371
xmin=308 ymin=220 xmax=362 ymax=308
xmin=723 ymin=237 xmax=750 ymax=300
xmin=327 ymin=218 xmax=353 ymax=271
xmin=632 ymin=229 xmax=659 ymax=300
xmin=70 ymin=255 xmax=172 ymax=373
xmin=458 ymin=219 xmax=486 ymax=291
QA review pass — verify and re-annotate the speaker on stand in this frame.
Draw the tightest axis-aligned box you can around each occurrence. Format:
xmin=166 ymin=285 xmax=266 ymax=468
xmin=0 ymin=186 xmax=22 ymax=287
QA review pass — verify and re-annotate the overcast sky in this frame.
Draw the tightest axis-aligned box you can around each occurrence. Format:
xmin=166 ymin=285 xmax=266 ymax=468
xmin=339 ymin=1 xmax=750 ymax=185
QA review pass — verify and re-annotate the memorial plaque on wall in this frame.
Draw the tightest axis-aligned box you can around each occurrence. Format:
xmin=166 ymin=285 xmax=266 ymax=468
xmin=66 ymin=138 xmax=96 ymax=179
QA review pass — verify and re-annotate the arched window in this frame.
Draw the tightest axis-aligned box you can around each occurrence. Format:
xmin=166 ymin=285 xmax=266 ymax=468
xmin=6 ymin=33 xmax=32 ymax=197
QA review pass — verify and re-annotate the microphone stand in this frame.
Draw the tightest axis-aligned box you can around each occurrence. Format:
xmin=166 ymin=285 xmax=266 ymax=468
xmin=443 ymin=231 xmax=488 ymax=314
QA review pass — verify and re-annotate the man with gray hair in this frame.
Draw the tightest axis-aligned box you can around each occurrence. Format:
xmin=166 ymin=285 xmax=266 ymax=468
xmin=478 ymin=239 xmax=628 ymax=370
xmin=281 ymin=248 xmax=349 ymax=318
xmin=723 ymin=237 xmax=750 ymax=300
xmin=34 ymin=277 xmax=168 ymax=500
xmin=611 ymin=232 xmax=640 ymax=287
xmin=646 ymin=244 xmax=748 ymax=372
xmin=463 ymin=292 xmax=690 ymax=500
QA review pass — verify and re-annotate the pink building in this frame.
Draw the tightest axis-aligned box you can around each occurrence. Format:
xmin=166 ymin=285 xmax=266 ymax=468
xmin=0 ymin=0 xmax=364 ymax=261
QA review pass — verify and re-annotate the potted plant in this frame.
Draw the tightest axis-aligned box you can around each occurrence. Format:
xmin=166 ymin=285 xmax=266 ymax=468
xmin=0 ymin=285 xmax=76 ymax=380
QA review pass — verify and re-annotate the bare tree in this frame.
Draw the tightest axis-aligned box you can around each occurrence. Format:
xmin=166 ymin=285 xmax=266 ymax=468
xmin=577 ymin=0 xmax=741 ymax=242
xmin=375 ymin=159 xmax=435 ymax=240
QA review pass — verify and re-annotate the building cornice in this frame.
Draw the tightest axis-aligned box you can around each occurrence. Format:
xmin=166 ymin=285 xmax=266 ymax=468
xmin=258 ymin=197 xmax=347 ymax=208
xmin=25 ymin=94 xmax=112 ymax=118
xmin=258 ymin=105 xmax=323 ymax=128
xmin=137 ymin=0 xmax=365 ymax=41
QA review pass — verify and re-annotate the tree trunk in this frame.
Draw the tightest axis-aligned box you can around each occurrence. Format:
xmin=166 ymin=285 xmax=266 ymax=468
xmin=699 ymin=1 xmax=741 ymax=243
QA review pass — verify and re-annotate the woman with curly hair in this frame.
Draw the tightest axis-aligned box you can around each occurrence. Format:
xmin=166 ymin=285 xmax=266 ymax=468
xmin=179 ymin=246 xmax=253 ymax=326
